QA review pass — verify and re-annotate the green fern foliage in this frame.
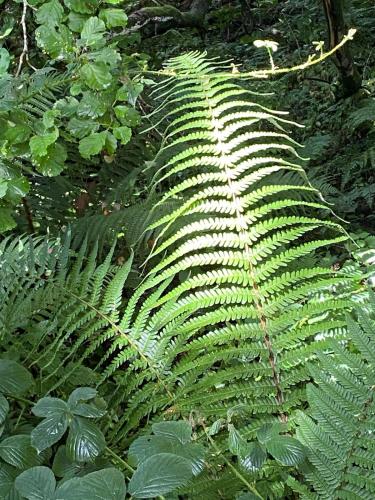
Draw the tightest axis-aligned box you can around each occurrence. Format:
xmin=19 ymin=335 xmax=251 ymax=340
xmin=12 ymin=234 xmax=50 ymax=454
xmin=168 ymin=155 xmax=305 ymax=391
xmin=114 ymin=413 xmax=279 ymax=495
xmin=295 ymin=308 xmax=375 ymax=500
xmin=0 ymin=233 xmax=133 ymax=393
xmin=104 ymin=52 xmax=356 ymax=440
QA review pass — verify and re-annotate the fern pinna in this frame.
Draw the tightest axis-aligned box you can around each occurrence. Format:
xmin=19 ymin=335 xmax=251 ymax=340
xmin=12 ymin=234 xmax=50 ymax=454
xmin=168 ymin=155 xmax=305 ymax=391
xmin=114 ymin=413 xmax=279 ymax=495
xmin=104 ymin=52 xmax=356 ymax=440
xmin=293 ymin=308 xmax=375 ymax=500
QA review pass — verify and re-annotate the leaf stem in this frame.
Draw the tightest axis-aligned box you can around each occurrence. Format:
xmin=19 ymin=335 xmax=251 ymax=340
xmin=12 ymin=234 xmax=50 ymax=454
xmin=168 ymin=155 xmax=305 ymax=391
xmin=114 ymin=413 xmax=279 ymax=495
xmin=202 ymin=423 xmax=264 ymax=499
xmin=105 ymin=446 xmax=135 ymax=473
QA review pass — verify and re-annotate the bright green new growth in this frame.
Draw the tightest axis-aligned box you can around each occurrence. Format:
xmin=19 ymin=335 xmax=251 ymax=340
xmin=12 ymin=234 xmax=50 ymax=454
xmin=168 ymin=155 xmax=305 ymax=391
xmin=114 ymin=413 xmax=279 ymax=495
xmin=103 ymin=52 xmax=355 ymax=440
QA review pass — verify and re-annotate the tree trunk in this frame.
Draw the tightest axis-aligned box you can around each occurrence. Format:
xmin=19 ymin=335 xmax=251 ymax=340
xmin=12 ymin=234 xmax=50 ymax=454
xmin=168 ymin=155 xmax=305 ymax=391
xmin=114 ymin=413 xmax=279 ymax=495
xmin=322 ymin=0 xmax=361 ymax=97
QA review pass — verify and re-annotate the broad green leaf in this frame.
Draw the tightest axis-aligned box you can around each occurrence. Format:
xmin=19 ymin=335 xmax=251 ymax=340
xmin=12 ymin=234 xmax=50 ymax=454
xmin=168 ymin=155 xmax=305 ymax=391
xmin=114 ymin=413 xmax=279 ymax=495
xmin=31 ymin=414 xmax=68 ymax=452
xmin=0 ymin=435 xmax=45 ymax=469
xmin=29 ymin=130 xmax=58 ymax=158
xmin=4 ymin=124 xmax=31 ymax=145
xmin=99 ymin=9 xmax=127 ymax=28
xmin=104 ymin=131 xmax=117 ymax=154
xmin=0 ymin=25 xmax=13 ymax=41
xmin=266 ymin=436 xmax=306 ymax=466
xmin=114 ymin=106 xmax=140 ymax=126
xmin=64 ymin=0 xmax=98 ymax=14
xmin=42 ymin=109 xmax=60 ymax=129
xmin=126 ymin=81 xmax=143 ymax=106
xmin=152 ymin=421 xmax=192 ymax=444
xmin=68 ymin=12 xmax=88 ymax=32
xmin=228 ymin=424 xmax=247 ymax=456
xmin=52 ymin=446 xmax=84 ymax=478
xmin=240 ymin=442 xmax=267 ymax=472
xmin=32 ymin=397 xmax=68 ymax=418
xmin=0 ymin=463 xmax=17 ymax=497
xmin=77 ymin=91 xmax=109 ymax=118
xmin=35 ymin=142 xmax=67 ymax=176
xmin=80 ymin=17 xmax=106 ymax=47
xmin=256 ymin=423 xmax=286 ymax=444
xmin=68 ymin=388 xmax=106 ymax=418
xmin=128 ymin=453 xmax=192 ymax=498
xmin=0 ymin=48 xmax=10 ymax=75
xmin=0 ymin=359 xmax=33 ymax=395
xmin=80 ymin=62 xmax=112 ymax=90
xmin=67 ymin=118 xmax=99 ymax=139
xmin=35 ymin=0 xmax=64 ymax=25
xmin=90 ymin=47 xmax=120 ymax=68
xmin=4 ymin=177 xmax=29 ymax=204
xmin=0 ymin=180 xmax=7 ymax=198
xmin=0 ymin=208 xmax=16 ymax=233
xmin=0 ymin=394 xmax=9 ymax=425
xmin=113 ymin=126 xmax=131 ymax=145
xmin=129 ymin=435 xmax=205 ymax=476
xmin=68 ymin=387 xmax=97 ymax=406
xmin=71 ymin=402 xmax=106 ymax=419
xmin=14 ymin=466 xmax=56 ymax=500
xmin=35 ymin=24 xmax=73 ymax=59
xmin=79 ymin=131 xmax=107 ymax=158
xmin=104 ymin=0 xmax=123 ymax=4
xmin=56 ymin=468 xmax=126 ymax=499
xmin=66 ymin=417 xmax=106 ymax=462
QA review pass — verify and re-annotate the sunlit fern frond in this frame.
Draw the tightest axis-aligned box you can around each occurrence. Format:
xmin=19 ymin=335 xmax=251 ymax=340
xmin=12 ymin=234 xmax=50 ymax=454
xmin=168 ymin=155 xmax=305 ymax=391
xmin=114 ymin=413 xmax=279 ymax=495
xmin=101 ymin=52 xmax=358 ymax=442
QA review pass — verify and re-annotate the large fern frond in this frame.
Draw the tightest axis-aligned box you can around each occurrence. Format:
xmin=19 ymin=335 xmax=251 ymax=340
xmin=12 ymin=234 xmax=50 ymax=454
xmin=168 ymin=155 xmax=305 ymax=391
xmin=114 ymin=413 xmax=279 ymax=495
xmin=102 ymin=52 xmax=358 ymax=441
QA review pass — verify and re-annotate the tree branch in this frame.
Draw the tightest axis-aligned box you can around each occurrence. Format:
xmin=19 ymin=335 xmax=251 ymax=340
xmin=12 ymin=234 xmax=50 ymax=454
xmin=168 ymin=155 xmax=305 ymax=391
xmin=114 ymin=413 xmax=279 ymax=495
xmin=16 ymin=0 xmax=36 ymax=76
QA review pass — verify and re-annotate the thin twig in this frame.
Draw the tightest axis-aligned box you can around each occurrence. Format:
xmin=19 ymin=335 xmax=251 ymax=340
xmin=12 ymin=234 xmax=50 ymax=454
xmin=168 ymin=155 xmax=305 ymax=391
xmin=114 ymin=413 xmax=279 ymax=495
xmin=16 ymin=0 xmax=36 ymax=76
xmin=201 ymin=422 xmax=264 ymax=499
xmin=144 ymin=29 xmax=357 ymax=80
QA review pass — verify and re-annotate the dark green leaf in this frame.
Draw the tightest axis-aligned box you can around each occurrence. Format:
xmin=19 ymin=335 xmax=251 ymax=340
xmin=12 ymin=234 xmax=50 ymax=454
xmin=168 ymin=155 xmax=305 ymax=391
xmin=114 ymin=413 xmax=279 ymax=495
xmin=34 ymin=142 xmax=67 ymax=176
xmin=64 ymin=0 xmax=98 ymax=14
xmin=35 ymin=0 xmax=64 ymax=26
xmin=0 ymin=394 xmax=9 ymax=425
xmin=56 ymin=468 xmax=126 ymax=499
xmin=31 ymin=414 xmax=68 ymax=452
xmin=80 ymin=17 xmax=106 ymax=47
xmin=67 ymin=118 xmax=99 ymax=139
xmin=66 ymin=417 xmax=106 ymax=462
xmin=128 ymin=453 xmax=193 ymax=498
xmin=0 ymin=208 xmax=16 ymax=233
xmin=14 ymin=466 xmax=56 ymax=500
xmin=256 ymin=423 xmax=286 ymax=444
xmin=68 ymin=387 xmax=97 ymax=406
xmin=152 ymin=421 xmax=192 ymax=445
xmin=114 ymin=106 xmax=140 ymax=126
xmin=29 ymin=130 xmax=58 ymax=158
xmin=0 ymin=463 xmax=17 ymax=497
xmin=35 ymin=24 xmax=73 ymax=59
xmin=113 ymin=126 xmax=131 ymax=145
xmin=0 ymin=435 xmax=45 ymax=469
xmin=0 ymin=48 xmax=10 ymax=76
xmin=79 ymin=132 xmax=107 ymax=158
xmin=228 ymin=424 xmax=247 ymax=456
xmin=0 ymin=360 xmax=33 ymax=395
xmin=240 ymin=442 xmax=267 ymax=472
xmin=32 ymin=397 xmax=68 ymax=418
xmin=80 ymin=62 xmax=112 ymax=90
xmin=266 ymin=437 xmax=306 ymax=466
xmin=99 ymin=9 xmax=127 ymax=28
